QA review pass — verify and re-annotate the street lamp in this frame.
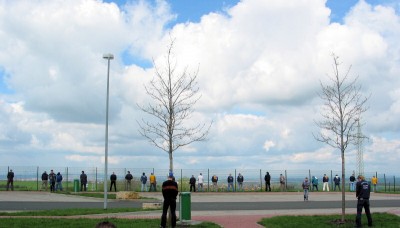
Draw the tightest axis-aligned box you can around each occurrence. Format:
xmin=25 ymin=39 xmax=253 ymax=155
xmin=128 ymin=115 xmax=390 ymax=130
xmin=103 ymin=53 xmax=114 ymax=209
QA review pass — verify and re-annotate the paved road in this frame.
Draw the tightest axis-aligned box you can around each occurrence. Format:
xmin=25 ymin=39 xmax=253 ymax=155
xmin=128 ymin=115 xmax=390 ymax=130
xmin=0 ymin=191 xmax=399 ymax=213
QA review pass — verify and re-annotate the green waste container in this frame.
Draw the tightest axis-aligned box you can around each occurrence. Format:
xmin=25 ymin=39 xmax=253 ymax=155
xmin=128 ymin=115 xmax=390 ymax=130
xmin=74 ymin=179 xmax=79 ymax=192
xmin=180 ymin=192 xmax=191 ymax=220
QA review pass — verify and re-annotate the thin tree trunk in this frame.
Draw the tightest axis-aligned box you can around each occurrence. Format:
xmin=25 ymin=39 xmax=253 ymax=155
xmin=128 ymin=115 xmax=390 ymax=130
xmin=341 ymin=148 xmax=346 ymax=222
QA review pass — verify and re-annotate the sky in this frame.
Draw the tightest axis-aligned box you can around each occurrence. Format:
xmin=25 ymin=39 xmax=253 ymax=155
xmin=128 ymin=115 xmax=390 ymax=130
xmin=0 ymin=0 xmax=400 ymax=174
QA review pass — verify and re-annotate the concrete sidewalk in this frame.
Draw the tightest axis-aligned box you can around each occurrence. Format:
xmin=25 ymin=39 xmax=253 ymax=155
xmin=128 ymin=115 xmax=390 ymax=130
xmin=0 ymin=191 xmax=399 ymax=227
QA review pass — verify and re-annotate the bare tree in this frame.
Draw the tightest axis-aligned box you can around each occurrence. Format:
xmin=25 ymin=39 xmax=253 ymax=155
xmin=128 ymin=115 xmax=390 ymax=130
xmin=314 ymin=54 xmax=368 ymax=222
xmin=138 ymin=39 xmax=211 ymax=173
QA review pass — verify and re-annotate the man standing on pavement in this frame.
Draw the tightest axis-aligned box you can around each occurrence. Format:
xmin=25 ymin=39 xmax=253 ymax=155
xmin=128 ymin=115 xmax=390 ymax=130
xmin=322 ymin=174 xmax=330 ymax=191
xmin=334 ymin=174 xmax=341 ymax=191
xmin=160 ymin=172 xmax=178 ymax=228
xmin=49 ymin=170 xmax=56 ymax=192
xmin=211 ymin=174 xmax=218 ymax=192
xmin=264 ymin=172 xmax=271 ymax=192
xmin=355 ymin=175 xmax=372 ymax=227
xmin=189 ymin=175 xmax=196 ymax=192
xmin=371 ymin=175 xmax=378 ymax=192
xmin=279 ymin=174 xmax=286 ymax=191
xmin=41 ymin=171 xmax=48 ymax=191
xmin=227 ymin=173 xmax=234 ymax=192
xmin=80 ymin=171 xmax=88 ymax=191
xmin=6 ymin=169 xmax=14 ymax=191
xmin=237 ymin=173 xmax=244 ymax=191
xmin=125 ymin=171 xmax=133 ymax=191
xmin=140 ymin=172 xmax=147 ymax=192
xmin=350 ymin=173 xmax=356 ymax=192
xmin=197 ymin=173 xmax=204 ymax=192
xmin=149 ymin=173 xmax=157 ymax=192
xmin=110 ymin=172 xmax=117 ymax=192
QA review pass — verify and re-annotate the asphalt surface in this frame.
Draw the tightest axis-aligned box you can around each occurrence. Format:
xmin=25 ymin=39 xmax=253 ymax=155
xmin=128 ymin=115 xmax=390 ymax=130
xmin=0 ymin=191 xmax=399 ymax=214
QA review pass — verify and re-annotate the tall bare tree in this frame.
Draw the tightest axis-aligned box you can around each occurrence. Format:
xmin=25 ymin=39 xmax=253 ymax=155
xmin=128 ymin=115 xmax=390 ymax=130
xmin=314 ymin=54 xmax=368 ymax=222
xmin=138 ymin=39 xmax=211 ymax=173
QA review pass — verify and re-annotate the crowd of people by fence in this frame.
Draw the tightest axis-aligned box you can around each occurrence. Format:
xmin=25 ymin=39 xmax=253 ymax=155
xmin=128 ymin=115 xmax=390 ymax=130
xmin=2 ymin=166 xmax=398 ymax=193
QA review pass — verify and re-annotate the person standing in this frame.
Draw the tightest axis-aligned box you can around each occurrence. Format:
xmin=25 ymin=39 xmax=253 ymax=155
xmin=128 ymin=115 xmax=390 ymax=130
xmin=160 ymin=173 xmax=178 ymax=228
xmin=197 ymin=173 xmax=204 ymax=192
xmin=110 ymin=172 xmax=117 ymax=192
xmin=237 ymin=173 xmax=244 ymax=191
xmin=311 ymin=176 xmax=319 ymax=191
xmin=227 ymin=174 xmax=234 ymax=192
xmin=140 ymin=172 xmax=147 ymax=192
xmin=6 ymin=169 xmax=14 ymax=191
xmin=189 ymin=175 xmax=196 ymax=192
xmin=334 ymin=174 xmax=341 ymax=191
xmin=80 ymin=171 xmax=87 ymax=191
xmin=41 ymin=171 xmax=49 ymax=191
xmin=149 ymin=173 xmax=157 ymax=192
xmin=355 ymin=175 xmax=372 ymax=227
xmin=350 ymin=173 xmax=356 ymax=192
xmin=322 ymin=174 xmax=330 ymax=192
xmin=125 ymin=171 xmax=133 ymax=191
xmin=264 ymin=172 xmax=271 ymax=192
xmin=302 ymin=177 xmax=310 ymax=201
xmin=49 ymin=170 xmax=56 ymax=192
xmin=371 ymin=176 xmax=378 ymax=192
xmin=56 ymin=172 xmax=63 ymax=191
xmin=279 ymin=174 xmax=286 ymax=192
xmin=211 ymin=174 xmax=218 ymax=192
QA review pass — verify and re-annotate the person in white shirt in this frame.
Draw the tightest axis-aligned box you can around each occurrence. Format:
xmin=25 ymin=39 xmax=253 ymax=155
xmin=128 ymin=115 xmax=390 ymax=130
xmin=197 ymin=173 xmax=204 ymax=192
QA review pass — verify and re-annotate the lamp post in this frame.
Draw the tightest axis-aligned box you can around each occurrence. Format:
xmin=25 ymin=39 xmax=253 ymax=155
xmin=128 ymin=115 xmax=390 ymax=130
xmin=103 ymin=53 xmax=114 ymax=209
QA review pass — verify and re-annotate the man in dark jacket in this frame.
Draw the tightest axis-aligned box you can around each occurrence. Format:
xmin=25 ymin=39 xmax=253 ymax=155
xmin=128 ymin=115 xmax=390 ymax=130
xmin=110 ymin=172 xmax=117 ymax=192
xmin=350 ymin=173 xmax=356 ymax=192
xmin=125 ymin=171 xmax=133 ymax=191
xmin=264 ymin=172 xmax=271 ymax=191
xmin=6 ymin=169 xmax=14 ymax=191
xmin=80 ymin=171 xmax=87 ymax=191
xmin=49 ymin=170 xmax=56 ymax=192
xmin=237 ymin=173 xmax=244 ymax=191
xmin=41 ymin=171 xmax=49 ymax=191
xmin=334 ymin=174 xmax=341 ymax=191
xmin=189 ymin=175 xmax=196 ymax=192
xmin=160 ymin=173 xmax=178 ymax=228
xmin=355 ymin=175 xmax=372 ymax=227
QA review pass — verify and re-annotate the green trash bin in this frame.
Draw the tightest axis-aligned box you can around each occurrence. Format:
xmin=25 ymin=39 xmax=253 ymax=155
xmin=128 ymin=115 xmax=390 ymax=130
xmin=74 ymin=179 xmax=79 ymax=192
xmin=180 ymin=192 xmax=191 ymax=220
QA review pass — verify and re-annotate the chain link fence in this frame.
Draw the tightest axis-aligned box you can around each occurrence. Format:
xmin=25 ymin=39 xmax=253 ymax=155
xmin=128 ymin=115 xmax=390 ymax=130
xmin=0 ymin=166 xmax=397 ymax=193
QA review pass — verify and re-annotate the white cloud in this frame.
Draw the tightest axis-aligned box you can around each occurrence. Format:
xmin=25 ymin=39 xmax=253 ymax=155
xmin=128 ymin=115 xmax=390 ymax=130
xmin=0 ymin=0 xmax=399 ymax=174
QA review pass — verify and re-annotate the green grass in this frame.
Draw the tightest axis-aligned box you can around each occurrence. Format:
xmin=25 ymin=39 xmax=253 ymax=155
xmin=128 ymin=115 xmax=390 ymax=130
xmin=0 ymin=208 xmax=151 ymax=216
xmin=258 ymin=213 xmax=400 ymax=228
xmin=0 ymin=218 xmax=221 ymax=228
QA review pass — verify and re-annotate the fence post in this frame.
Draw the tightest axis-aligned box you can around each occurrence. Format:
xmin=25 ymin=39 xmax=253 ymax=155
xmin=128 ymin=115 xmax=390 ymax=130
xmin=37 ymin=166 xmax=39 ymax=191
xmin=384 ymin=173 xmax=386 ymax=192
xmin=66 ymin=167 xmax=69 ymax=192
xmin=180 ymin=169 xmax=183 ymax=192
xmin=259 ymin=169 xmax=262 ymax=192
xmin=207 ymin=169 xmax=210 ymax=192
xmin=284 ymin=170 xmax=287 ymax=191
xmin=394 ymin=176 xmax=396 ymax=193
xmin=234 ymin=169 xmax=237 ymax=192
xmin=95 ymin=167 xmax=98 ymax=191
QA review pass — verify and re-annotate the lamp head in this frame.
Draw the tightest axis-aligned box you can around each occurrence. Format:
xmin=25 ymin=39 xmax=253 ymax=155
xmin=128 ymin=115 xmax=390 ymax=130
xmin=103 ymin=53 xmax=114 ymax=60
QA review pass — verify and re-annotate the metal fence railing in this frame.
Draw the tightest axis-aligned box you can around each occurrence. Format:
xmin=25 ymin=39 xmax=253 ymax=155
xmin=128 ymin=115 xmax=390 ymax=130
xmin=0 ymin=166 xmax=397 ymax=193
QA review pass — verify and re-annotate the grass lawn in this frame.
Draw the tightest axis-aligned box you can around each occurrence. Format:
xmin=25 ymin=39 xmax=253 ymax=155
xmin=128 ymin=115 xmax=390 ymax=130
xmin=258 ymin=213 xmax=400 ymax=227
xmin=0 ymin=218 xmax=221 ymax=228
xmin=0 ymin=208 xmax=150 ymax=216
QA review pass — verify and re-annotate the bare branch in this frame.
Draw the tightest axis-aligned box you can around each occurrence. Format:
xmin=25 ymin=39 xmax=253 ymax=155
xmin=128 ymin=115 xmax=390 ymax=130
xmin=137 ymin=39 xmax=212 ymax=171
